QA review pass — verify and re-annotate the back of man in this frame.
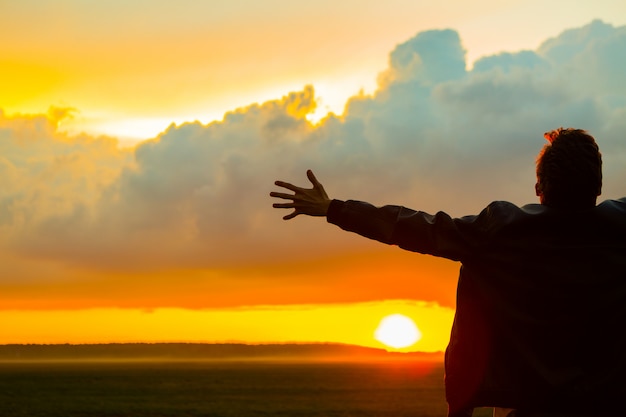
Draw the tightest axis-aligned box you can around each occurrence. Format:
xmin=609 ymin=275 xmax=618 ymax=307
xmin=441 ymin=198 xmax=626 ymax=416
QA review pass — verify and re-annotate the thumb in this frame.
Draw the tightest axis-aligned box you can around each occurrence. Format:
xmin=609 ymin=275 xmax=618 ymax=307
xmin=307 ymin=169 xmax=321 ymax=188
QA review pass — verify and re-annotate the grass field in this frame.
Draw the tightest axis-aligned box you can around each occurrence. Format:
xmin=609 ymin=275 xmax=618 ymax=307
xmin=0 ymin=360 xmax=493 ymax=417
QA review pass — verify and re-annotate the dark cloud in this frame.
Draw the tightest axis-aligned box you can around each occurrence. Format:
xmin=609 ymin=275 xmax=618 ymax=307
xmin=1 ymin=21 xmax=625 ymax=279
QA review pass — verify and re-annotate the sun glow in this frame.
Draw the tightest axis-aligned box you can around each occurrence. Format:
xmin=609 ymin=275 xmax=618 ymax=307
xmin=374 ymin=314 xmax=422 ymax=349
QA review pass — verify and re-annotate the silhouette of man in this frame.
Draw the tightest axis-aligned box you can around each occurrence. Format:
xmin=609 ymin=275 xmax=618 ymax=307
xmin=271 ymin=128 xmax=626 ymax=417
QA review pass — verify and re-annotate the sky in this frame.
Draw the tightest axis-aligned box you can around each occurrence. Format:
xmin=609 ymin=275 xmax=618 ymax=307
xmin=1 ymin=1 xmax=626 ymax=352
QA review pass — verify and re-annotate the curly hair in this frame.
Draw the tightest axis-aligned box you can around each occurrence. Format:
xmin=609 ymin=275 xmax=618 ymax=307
xmin=536 ymin=128 xmax=602 ymax=209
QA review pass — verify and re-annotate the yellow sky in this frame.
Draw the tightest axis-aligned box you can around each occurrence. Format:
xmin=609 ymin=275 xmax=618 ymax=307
xmin=3 ymin=1 xmax=625 ymax=140
xmin=0 ymin=301 xmax=454 ymax=352
xmin=1 ymin=1 xmax=626 ymax=351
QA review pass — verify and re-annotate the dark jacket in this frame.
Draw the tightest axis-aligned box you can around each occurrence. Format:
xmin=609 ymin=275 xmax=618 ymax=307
xmin=327 ymin=198 xmax=626 ymax=416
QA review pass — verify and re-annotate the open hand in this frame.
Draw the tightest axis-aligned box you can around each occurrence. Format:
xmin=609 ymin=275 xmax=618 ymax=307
xmin=270 ymin=170 xmax=331 ymax=220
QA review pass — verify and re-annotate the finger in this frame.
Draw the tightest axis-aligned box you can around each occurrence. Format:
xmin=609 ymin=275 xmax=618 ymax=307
xmin=273 ymin=203 xmax=295 ymax=209
xmin=283 ymin=211 xmax=299 ymax=220
xmin=270 ymin=192 xmax=295 ymax=200
xmin=274 ymin=180 xmax=300 ymax=192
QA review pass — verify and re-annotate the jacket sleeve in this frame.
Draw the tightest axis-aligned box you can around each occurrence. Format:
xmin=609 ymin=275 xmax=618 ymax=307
xmin=326 ymin=199 xmax=480 ymax=262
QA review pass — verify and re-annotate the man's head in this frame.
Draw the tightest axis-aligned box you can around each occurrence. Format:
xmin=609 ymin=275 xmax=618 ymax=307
xmin=535 ymin=128 xmax=602 ymax=209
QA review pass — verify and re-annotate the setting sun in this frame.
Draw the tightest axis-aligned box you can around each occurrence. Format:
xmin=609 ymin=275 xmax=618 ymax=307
xmin=374 ymin=314 xmax=422 ymax=349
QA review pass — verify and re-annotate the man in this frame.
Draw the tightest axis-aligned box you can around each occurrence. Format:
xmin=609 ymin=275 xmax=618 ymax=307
xmin=270 ymin=128 xmax=626 ymax=417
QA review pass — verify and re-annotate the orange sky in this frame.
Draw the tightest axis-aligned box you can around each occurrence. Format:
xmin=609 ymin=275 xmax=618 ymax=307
xmin=1 ymin=1 xmax=626 ymax=352
xmin=0 ymin=249 xmax=458 ymax=310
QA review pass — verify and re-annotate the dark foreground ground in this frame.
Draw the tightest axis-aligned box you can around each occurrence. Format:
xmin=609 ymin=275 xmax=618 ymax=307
xmin=0 ymin=359 xmax=493 ymax=417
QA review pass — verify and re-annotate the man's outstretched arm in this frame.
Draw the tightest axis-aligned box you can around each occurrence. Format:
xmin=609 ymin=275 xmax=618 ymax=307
xmin=272 ymin=171 xmax=477 ymax=260
xmin=270 ymin=170 xmax=331 ymax=220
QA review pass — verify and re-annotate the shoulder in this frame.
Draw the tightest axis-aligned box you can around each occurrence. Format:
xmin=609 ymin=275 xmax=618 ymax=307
xmin=593 ymin=198 xmax=626 ymax=224
xmin=476 ymin=200 xmax=545 ymax=221
xmin=597 ymin=197 xmax=626 ymax=210
xmin=461 ymin=201 xmax=548 ymax=236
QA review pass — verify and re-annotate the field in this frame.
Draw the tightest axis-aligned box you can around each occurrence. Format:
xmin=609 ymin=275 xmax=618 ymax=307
xmin=0 ymin=359 xmax=492 ymax=417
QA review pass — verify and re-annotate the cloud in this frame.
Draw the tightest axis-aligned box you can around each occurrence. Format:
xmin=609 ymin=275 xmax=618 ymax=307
xmin=378 ymin=28 xmax=467 ymax=88
xmin=1 ymin=21 xmax=625 ymax=306
xmin=0 ymin=108 xmax=131 ymax=246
